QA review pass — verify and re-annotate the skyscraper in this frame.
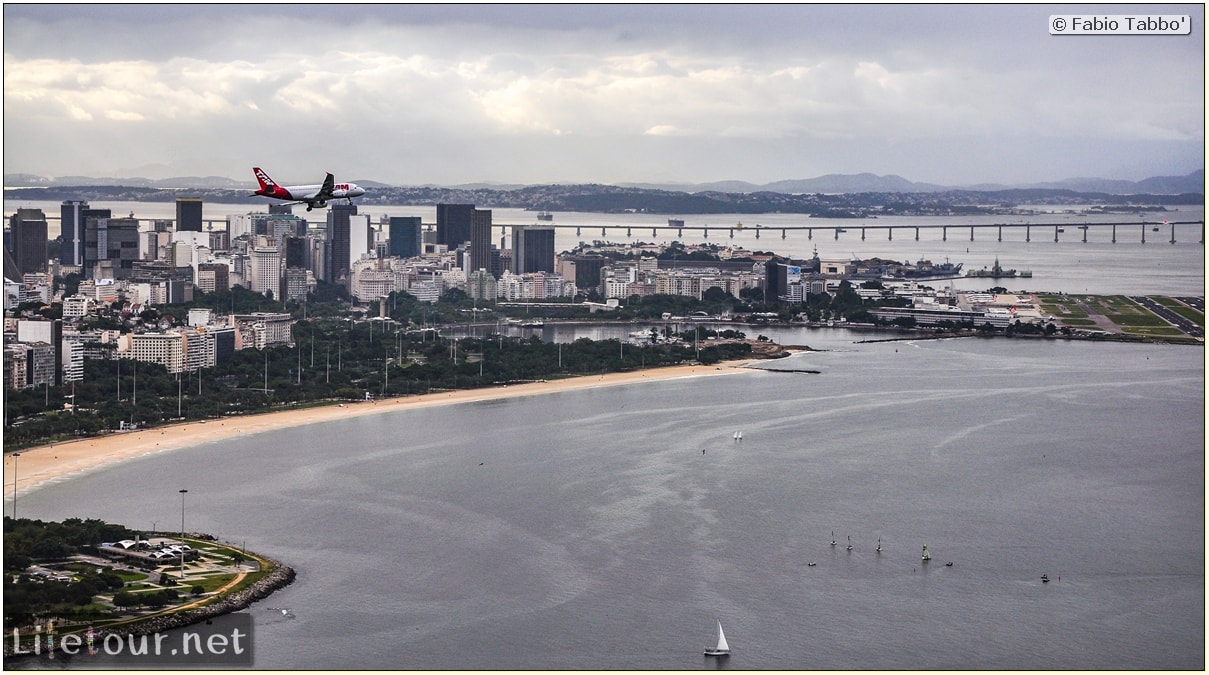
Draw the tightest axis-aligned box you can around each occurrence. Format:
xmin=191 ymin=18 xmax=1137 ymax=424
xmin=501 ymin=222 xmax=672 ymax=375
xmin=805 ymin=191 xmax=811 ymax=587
xmin=388 ymin=216 xmax=422 ymax=258
xmin=436 ymin=203 xmax=474 ymax=250
xmin=60 ymin=201 xmax=110 ymax=267
xmin=511 ymin=224 xmax=556 ymax=274
xmin=326 ymin=203 xmax=357 ymax=283
xmin=85 ymin=216 xmax=140 ymax=279
xmin=248 ymin=245 xmax=281 ymax=297
xmin=283 ymin=236 xmax=307 ymax=269
xmin=8 ymin=208 xmax=48 ymax=275
xmin=470 ymin=208 xmax=493 ymax=277
xmin=176 ymin=197 xmax=204 ymax=231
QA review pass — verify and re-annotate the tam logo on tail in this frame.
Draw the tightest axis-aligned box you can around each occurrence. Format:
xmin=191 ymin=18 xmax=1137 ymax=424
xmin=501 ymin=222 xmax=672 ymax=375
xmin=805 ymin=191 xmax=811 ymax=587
xmin=253 ymin=167 xmax=276 ymax=189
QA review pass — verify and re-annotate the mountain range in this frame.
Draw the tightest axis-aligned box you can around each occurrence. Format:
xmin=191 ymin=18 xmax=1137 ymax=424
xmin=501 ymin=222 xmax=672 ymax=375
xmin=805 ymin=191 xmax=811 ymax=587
xmin=3 ymin=170 xmax=1203 ymax=195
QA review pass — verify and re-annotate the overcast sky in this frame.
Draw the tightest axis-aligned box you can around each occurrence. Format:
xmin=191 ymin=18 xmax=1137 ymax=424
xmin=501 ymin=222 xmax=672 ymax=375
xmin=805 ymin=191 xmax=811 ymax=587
xmin=3 ymin=4 xmax=1204 ymax=187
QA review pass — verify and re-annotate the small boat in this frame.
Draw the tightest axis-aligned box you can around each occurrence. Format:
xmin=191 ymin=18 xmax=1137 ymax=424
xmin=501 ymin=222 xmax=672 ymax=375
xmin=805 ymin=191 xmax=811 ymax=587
xmin=704 ymin=620 xmax=730 ymax=656
xmin=921 ymin=544 xmax=931 ymax=562
xmin=876 ymin=536 xmax=882 ymax=553
xmin=945 ymin=562 xmax=953 ymax=567
xmin=1041 ymin=574 xmax=1050 ymax=583
xmin=807 ymin=562 xmax=816 ymax=567
xmin=830 ymin=531 xmax=836 ymax=546
xmin=846 ymin=536 xmax=852 ymax=551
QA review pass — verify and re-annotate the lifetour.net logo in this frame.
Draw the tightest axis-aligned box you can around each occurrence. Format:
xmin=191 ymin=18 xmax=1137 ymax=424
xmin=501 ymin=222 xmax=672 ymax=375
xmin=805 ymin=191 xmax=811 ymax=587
xmin=10 ymin=614 xmax=253 ymax=667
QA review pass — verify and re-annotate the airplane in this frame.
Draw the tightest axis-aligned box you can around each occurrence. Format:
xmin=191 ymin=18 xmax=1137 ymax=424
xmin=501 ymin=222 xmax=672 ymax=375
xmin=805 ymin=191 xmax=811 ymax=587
xmin=251 ymin=167 xmax=366 ymax=211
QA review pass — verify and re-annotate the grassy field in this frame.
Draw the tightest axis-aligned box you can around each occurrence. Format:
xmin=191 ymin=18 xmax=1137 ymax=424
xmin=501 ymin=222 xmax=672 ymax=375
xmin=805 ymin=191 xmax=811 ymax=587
xmin=1036 ymin=293 xmax=1201 ymax=339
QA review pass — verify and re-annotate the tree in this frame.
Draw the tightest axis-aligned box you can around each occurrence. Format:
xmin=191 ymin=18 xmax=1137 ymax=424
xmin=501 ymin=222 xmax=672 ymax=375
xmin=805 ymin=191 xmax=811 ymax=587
xmin=112 ymin=591 xmax=141 ymax=609
xmin=701 ymin=286 xmax=733 ymax=307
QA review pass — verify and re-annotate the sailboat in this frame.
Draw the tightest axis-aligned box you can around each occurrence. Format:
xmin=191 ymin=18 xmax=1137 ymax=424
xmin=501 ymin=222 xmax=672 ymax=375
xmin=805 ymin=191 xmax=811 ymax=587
xmin=704 ymin=620 xmax=730 ymax=656
xmin=921 ymin=544 xmax=932 ymax=562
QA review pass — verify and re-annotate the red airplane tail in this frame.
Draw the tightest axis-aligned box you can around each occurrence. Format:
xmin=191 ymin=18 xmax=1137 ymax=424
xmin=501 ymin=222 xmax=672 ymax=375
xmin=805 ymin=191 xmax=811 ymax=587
xmin=252 ymin=167 xmax=289 ymax=199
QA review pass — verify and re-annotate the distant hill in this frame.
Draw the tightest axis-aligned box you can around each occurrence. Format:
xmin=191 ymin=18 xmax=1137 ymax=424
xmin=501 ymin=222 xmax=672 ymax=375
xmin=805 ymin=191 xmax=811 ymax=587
xmin=3 ymin=174 xmax=247 ymax=189
xmin=619 ymin=170 xmax=1203 ymax=195
xmin=5 ymin=170 xmax=1203 ymax=196
xmin=1020 ymin=170 xmax=1206 ymax=195
xmin=763 ymin=173 xmax=948 ymax=193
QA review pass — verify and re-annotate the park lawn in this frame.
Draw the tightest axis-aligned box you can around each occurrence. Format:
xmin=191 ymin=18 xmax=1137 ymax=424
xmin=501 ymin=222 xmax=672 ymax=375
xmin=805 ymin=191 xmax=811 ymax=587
xmin=115 ymin=570 xmax=150 ymax=583
xmin=189 ymin=572 xmax=239 ymax=593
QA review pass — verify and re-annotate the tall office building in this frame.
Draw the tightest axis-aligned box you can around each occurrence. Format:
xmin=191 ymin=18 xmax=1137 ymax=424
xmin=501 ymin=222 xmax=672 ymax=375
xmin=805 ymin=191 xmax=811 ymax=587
xmin=85 ymin=216 xmax=140 ymax=279
xmin=388 ymin=216 xmax=422 ymax=258
xmin=176 ymin=197 xmax=203 ymax=231
xmin=248 ymin=245 xmax=281 ymax=297
xmin=197 ymin=262 xmax=230 ymax=293
xmin=60 ymin=201 xmax=111 ymax=266
xmin=511 ymin=224 xmax=556 ymax=274
xmin=283 ymin=236 xmax=307 ymax=269
xmin=470 ymin=208 xmax=493 ymax=277
xmin=326 ymin=203 xmax=357 ymax=283
xmin=436 ymin=203 xmax=474 ymax=250
xmin=8 ymin=208 xmax=48 ymax=275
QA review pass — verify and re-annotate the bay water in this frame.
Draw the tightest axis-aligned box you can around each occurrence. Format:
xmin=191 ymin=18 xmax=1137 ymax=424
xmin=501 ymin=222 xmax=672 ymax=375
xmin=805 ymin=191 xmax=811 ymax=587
xmin=10 ymin=337 xmax=1204 ymax=669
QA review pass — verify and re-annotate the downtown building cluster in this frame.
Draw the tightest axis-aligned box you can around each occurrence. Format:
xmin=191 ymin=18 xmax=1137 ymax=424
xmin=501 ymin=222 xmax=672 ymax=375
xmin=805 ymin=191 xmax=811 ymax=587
xmin=4 ymin=195 xmax=1040 ymax=391
xmin=1 ymin=198 xmax=572 ymax=389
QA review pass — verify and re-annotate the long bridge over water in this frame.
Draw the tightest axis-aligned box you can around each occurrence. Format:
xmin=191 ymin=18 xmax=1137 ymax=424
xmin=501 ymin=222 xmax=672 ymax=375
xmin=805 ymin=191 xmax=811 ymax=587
xmin=503 ymin=219 xmax=1205 ymax=244
xmin=37 ymin=215 xmax=1207 ymax=245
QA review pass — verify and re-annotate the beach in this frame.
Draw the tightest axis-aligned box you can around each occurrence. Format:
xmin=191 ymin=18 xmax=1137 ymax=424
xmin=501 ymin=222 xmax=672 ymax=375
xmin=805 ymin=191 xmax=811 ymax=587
xmin=4 ymin=360 xmax=757 ymax=502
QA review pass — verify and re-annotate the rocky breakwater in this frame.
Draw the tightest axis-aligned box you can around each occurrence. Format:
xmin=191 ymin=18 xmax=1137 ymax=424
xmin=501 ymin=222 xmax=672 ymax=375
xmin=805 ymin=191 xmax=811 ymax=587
xmin=112 ymin=555 xmax=297 ymax=637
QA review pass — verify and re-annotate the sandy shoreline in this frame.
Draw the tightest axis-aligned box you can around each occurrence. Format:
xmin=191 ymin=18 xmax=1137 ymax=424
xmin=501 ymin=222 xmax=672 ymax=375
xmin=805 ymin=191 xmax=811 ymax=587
xmin=3 ymin=359 xmax=759 ymax=502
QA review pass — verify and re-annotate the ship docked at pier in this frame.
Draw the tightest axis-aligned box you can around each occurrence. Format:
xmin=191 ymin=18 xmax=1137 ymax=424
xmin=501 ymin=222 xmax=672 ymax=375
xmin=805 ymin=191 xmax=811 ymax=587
xmin=966 ymin=257 xmax=1032 ymax=279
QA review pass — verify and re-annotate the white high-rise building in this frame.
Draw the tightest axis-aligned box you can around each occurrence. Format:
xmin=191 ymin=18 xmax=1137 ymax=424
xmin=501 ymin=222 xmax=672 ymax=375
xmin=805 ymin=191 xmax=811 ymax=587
xmin=248 ymin=245 xmax=281 ymax=297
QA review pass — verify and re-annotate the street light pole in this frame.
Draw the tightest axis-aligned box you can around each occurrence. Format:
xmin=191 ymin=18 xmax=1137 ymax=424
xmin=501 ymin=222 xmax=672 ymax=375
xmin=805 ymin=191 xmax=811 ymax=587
xmin=11 ymin=453 xmax=20 ymax=519
xmin=179 ymin=489 xmax=188 ymax=537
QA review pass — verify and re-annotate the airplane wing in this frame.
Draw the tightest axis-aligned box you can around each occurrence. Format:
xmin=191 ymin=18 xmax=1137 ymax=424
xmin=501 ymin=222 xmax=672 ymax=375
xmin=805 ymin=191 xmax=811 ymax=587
xmin=316 ymin=173 xmax=336 ymax=200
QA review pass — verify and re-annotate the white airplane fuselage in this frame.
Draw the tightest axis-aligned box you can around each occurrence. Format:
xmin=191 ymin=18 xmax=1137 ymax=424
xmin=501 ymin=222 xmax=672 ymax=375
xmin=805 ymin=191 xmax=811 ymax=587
xmin=252 ymin=167 xmax=366 ymax=210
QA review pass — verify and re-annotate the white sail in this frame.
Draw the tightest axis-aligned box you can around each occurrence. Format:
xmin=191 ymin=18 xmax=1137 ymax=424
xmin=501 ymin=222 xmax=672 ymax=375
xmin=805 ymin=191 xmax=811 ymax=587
xmin=705 ymin=619 xmax=730 ymax=655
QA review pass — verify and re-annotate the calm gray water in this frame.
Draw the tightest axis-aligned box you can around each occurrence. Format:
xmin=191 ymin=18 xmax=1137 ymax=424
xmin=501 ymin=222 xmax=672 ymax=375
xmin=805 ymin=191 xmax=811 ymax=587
xmin=11 ymin=338 xmax=1204 ymax=669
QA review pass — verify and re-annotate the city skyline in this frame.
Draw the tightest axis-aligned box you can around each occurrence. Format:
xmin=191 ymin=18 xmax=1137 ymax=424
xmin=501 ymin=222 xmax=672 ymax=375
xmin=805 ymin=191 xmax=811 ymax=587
xmin=2 ymin=4 xmax=1204 ymax=187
